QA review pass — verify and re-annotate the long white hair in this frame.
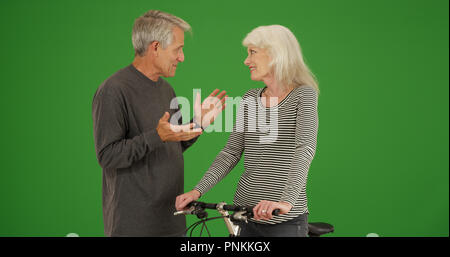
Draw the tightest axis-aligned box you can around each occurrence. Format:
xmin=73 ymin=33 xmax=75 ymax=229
xmin=243 ymin=25 xmax=319 ymax=94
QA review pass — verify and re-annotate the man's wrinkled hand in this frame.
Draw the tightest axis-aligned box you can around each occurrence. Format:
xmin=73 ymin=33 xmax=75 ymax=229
xmin=156 ymin=112 xmax=202 ymax=142
xmin=175 ymin=190 xmax=201 ymax=211
xmin=194 ymin=89 xmax=227 ymax=129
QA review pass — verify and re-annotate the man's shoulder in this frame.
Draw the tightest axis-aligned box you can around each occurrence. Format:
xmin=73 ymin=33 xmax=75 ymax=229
xmin=95 ymin=66 xmax=134 ymax=98
xmin=158 ymin=77 xmax=174 ymax=88
xmin=157 ymin=77 xmax=176 ymax=95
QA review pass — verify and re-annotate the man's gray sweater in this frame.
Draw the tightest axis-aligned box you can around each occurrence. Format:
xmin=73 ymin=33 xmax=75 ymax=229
xmin=92 ymin=64 xmax=197 ymax=236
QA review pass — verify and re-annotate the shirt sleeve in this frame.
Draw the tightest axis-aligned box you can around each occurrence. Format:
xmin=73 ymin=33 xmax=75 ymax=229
xmin=92 ymin=86 xmax=164 ymax=169
xmin=194 ymin=94 xmax=247 ymax=195
xmin=180 ymin=123 xmax=200 ymax=152
xmin=280 ymin=86 xmax=319 ymax=206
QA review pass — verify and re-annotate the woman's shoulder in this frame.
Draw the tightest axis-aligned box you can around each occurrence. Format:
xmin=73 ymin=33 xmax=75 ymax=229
xmin=288 ymin=85 xmax=318 ymax=108
xmin=242 ymin=88 xmax=262 ymax=99
xmin=293 ymin=84 xmax=317 ymax=94
xmin=292 ymin=85 xmax=318 ymax=99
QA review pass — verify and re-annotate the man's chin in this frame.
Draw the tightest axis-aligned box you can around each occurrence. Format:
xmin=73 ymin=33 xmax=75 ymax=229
xmin=164 ymin=72 xmax=176 ymax=78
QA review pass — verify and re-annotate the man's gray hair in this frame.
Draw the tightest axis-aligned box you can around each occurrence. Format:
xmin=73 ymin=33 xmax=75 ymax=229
xmin=132 ymin=10 xmax=191 ymax=56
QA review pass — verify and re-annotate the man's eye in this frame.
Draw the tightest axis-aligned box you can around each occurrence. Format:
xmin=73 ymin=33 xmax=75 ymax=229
xmin=250 ymin=50 xmax=256 ymax=54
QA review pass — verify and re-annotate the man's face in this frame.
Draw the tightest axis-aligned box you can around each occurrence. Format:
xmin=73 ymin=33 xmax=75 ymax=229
xmin=156 ymin=26 xmax=185 ymax=78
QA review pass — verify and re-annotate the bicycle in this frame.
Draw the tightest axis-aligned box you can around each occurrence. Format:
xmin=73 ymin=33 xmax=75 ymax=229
xmin=174 ymin=201 xmax=334 ymax=237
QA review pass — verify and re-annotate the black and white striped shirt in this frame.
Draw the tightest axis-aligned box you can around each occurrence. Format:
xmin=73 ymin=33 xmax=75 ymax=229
xmin=195 ymin=85 xmax=319 ymax=224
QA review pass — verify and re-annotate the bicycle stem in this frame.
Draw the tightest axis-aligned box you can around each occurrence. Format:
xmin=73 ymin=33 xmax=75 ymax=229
xmin=216 ymin=202 xmax=240 ymax=236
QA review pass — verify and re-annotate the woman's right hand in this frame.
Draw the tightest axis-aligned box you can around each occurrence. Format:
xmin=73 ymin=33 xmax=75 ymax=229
xmin=175 ymin=190 xmax=201 ymax=211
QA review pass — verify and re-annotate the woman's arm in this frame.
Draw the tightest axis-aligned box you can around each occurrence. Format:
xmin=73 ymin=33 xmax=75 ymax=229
xmin=175 ymin=94 xmax=248 ymax=210
xmin=280 ymin=86 xmax=319 ymax=207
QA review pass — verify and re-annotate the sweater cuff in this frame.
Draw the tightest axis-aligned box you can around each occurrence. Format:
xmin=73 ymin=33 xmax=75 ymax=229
xmin=143 ymin=129 xmax=164 ymax=150
xmin=194 ymin=186 xmax=206 ymax=197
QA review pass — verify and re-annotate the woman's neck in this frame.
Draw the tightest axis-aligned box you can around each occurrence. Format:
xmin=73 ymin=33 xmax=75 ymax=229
xmin=263 ymin=76 xmax=281 ymax=96
xmin=261 ymin=76 xmax=292 ymax=107
xmin=263 ymin=76 xmax=290 ymax=97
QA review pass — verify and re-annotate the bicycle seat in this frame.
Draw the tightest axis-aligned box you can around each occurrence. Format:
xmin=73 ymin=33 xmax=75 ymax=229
xmin=308 ymin=222 xmax=334 ymax=237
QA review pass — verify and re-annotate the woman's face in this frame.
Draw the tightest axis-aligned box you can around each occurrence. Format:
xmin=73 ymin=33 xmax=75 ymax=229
xmin=244 ymin=46 xmax=273 ymax=82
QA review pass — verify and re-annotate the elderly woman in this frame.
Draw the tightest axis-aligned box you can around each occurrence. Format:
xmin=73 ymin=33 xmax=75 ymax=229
xmin=176 ymin=25 xmax=319 ymax=237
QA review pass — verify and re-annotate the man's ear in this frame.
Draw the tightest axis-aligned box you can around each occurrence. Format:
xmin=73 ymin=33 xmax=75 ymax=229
xmin=147 ymin=41 xmax=160 ymax=57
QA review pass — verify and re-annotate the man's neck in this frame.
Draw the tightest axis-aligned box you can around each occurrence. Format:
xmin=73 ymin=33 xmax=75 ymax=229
xmin=132 ymin=56 xmax=160 ymax=82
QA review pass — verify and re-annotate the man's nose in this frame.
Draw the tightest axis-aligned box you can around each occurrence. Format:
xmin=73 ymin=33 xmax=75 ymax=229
xmin=178 ymin=49 xmax=185 ymax=62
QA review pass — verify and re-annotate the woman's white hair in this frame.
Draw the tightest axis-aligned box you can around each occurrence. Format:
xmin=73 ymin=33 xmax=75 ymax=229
xmin=243 ymin=25 xmax=319 ymax=93
xmin=132 ymin=10 xmax=191 ymax=56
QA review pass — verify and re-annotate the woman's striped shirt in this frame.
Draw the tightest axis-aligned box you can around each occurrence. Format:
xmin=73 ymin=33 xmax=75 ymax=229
xmin=195 ymin=85 xmax=319 ymax=225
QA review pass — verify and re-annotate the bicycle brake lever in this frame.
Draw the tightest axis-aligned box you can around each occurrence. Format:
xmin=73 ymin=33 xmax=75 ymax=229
xmin=173 ymin=210 xmax=185 ymax=216
xmin=173 ymin=206 xmax=195 ymax=216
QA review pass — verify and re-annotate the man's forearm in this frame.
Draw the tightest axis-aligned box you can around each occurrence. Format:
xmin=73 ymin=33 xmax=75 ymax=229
xmin=96 ymin=129 xmax=163 ymax=169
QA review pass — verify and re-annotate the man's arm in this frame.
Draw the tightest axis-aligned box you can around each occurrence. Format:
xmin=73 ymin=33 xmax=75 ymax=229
xmin=92 ymin=89 xmax=163 ymax=169
xmin=180 ymin=117 xmax=199 ymax=152
xmin=92 ymin=89 xmax=202 ymax=169
xmin=174 ymin=89 xmax=227 ymax=152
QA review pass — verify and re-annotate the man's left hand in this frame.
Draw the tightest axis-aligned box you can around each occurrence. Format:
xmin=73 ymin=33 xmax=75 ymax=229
xmin=194 ymin=89 xmax=227 ymax=129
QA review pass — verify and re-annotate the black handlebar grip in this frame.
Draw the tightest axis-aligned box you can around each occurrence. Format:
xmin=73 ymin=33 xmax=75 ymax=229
xmin=247 ymin=208 xmax=281 ymax=216
xmin=187 ymin=201 xmax=218 ymax=210
xmin=203 ymin=203 xmax=218 ymax=209
xmin=222 ymin=204 xmax=246 ymax=212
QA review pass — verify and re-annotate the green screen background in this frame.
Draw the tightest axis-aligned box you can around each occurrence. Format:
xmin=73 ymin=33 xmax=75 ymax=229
xmin=0 ymin=0 xmax=448 ymax=237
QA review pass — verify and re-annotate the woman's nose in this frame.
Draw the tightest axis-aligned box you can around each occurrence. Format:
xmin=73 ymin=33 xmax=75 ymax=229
xmin=244 ymin=56 xmax=250 ymax=66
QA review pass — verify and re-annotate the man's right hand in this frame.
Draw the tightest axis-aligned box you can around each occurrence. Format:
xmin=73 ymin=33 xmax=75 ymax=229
xmin=156 ymin=112 xmax=203 ymax=142
xmin=175 ymin=190 xmax=201 ymax=211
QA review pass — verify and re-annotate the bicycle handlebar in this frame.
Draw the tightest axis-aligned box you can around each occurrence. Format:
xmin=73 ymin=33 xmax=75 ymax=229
xmin=183 ymin=201 xmax=281 ymax=216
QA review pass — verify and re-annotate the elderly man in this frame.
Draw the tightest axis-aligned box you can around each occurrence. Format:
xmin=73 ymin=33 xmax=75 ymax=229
xmin=92 ymin=10 xmax=226 ymax=237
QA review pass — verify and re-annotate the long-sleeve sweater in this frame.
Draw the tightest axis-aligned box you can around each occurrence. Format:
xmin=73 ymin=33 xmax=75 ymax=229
xmin=92 ymin=64 xmax=198 ymax=236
